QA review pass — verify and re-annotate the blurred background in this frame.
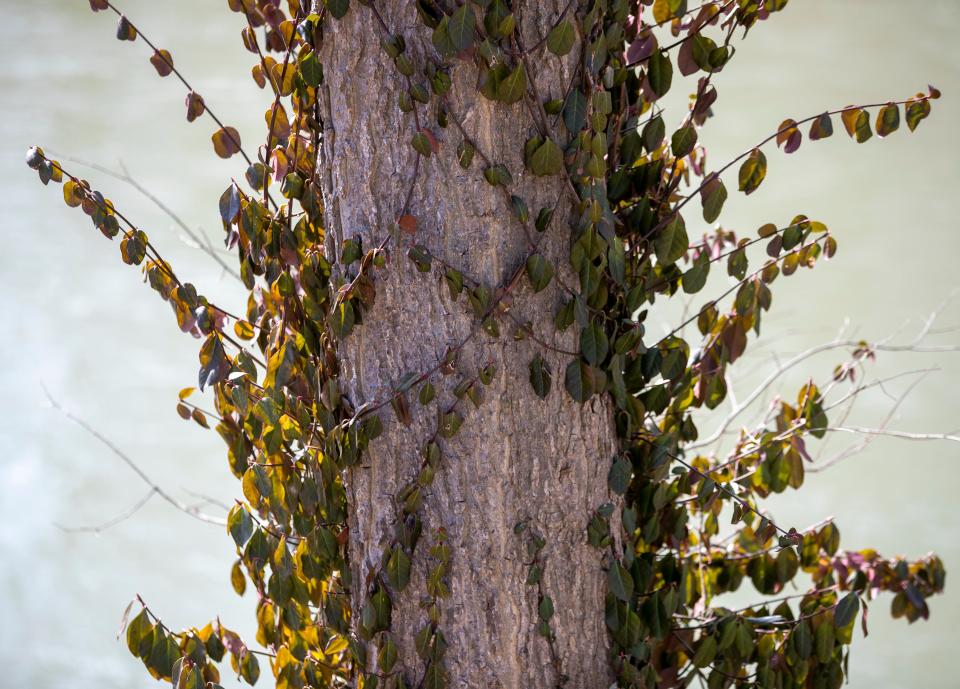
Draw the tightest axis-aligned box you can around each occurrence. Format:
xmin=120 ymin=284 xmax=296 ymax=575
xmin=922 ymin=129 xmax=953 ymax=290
xmin=1 ymin=1 xmax=957 ymax=687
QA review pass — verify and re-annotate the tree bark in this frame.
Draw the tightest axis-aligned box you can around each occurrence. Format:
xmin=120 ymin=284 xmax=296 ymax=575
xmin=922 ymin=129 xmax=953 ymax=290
xmin=318 ymin=4 xmax=617 ymax=687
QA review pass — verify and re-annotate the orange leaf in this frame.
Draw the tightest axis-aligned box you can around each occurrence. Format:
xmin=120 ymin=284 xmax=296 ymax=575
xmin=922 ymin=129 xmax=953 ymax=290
xmin=398 ymin=214 xmax=418 ymax=235
xmin=212 ymin=127 xmax=242 ymax=159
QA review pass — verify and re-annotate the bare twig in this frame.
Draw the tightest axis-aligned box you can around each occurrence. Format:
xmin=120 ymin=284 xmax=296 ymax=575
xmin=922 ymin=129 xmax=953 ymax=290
xmin=43 ymin=385 xmax=226 ymax=530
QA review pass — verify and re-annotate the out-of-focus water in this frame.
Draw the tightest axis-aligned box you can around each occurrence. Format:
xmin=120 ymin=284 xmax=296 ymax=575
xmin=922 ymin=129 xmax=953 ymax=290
xmin=0 ymin=1 xmax=956 ymax=687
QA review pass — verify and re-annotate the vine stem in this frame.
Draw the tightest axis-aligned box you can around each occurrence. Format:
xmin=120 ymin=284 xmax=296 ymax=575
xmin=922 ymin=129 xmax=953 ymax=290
xmin=634 ymin=94 xmax=936 ymax=236
xmin=103 ymin=2 xmax=267 ymax=187
xmin=40 ymin=154 xmax=267 ymax=368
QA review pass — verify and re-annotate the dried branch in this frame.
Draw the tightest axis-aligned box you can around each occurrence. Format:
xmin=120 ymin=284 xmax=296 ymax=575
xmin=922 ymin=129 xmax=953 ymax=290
xmin=690 ymin=298 xmax=959 ymax=451
xmin=43 ymin=385 xmax=226 ymax=530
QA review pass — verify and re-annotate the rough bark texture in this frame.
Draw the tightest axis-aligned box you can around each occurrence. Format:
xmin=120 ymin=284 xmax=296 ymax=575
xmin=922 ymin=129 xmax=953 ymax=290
xmin=318 ymin=4 xmax=617 ymax=687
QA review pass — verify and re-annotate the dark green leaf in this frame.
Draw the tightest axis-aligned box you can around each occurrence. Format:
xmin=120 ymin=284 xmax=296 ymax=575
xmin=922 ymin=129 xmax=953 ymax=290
xmin=671 ymin=125 xmax=697 ymax=158
xmin=497 ymin=63 xmax=527 ymax=104
xmin=580 ymin=323 xmax=609 ymax=366
xmin=876 ymin=103 xmax=900 ymax=137
xmin=563 ymin=89 xmax=587 ymax=134
xmin=228 ymin=504 xmax=254 ymax=547
xmin=647 ymin=50 xmax=673 ymax=98
xmin=834 ymin=592 xmax=860 ymax=629
xmin=738 ymin=148 xmax=767 ymax=195
xmin=385 ymin=546 xmax=412 ymax=592
xmin=547 ymin=20 xmax=575 ymax=56
xmin=529 ymin=139 xmax=563 ymax=176
xmin=654 ymin=214 xmax=688 ymax=265
xmin=448 ymin=4 xmax=476 ymax=52
xmin=528 ymin=353 xmax=552 ymax=399
xmin=608 ymin=562 xmax=634 ymax=602
xmin=525 ymin=254 xmax=554 ymax=292
xmin=700 ymin=174 xmax=726 ymax=223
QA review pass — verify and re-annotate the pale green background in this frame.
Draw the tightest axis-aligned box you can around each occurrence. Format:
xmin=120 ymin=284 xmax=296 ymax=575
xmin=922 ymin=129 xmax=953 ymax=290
xmin=1 ymin=1 xmax=957 ymax=687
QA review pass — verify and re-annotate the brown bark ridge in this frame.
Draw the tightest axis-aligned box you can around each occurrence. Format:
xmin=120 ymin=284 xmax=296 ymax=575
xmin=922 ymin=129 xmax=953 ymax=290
xmin=317 ymin=3 xmax=618 ymax=687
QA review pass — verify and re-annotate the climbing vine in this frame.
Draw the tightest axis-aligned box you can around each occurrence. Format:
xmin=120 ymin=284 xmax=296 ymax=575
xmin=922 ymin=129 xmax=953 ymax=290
xmin=29 ymin=1 xmax=946 ymax=688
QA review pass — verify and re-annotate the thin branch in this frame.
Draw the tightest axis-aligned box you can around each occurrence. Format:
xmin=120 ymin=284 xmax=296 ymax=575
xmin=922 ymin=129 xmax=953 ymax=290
xmin=43 ymin=385 xmax=225 ymax=528
xmin=55 ymin=487 xmax=159 ymax=534
xmin=689 ymin=298 xmax=958 ymax=452
xmin=48 ymin=153 xmax=242 ymax=281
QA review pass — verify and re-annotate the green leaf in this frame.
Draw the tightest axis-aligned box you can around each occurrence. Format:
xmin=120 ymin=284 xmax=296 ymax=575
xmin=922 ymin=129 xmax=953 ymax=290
xmin=564 ymin=359 xmax=594 ymax=403
xmin=643 ymin=115 xmax=665 ymax=152
xmin=546 ymin=20 xmax=575 ymax=56
xmin=448 ymin=3 xmax=476 ymax=52
xmin=815 ymin=619 xmax=835 ymax=663
xmin=240 ymin=648 xmax=260 ymax=685
xmin=682 ymin=254 xmax=709 ymax=294
xmin=671 ymin=125 xmax=697 ymax=158
xmin=497 ymin=63 xmax=527 ymax=104
xmin=738 ymin=148 xmax=767 ymax=195
xmin=385 ymin=546 xmax=412 ymax=592
xmin=300 ymin=51 xmax=323 ymax=87
xmin=125 ymin=609 xmax=151 ymax=657
xmin=422 ymin=662 xmax=446 ymax=689
xmin=580 ymin=323 xmax=609 ymax=366
xmin=431 ymin=17 xmax=455 ymax=58
xmin=227 ymin=504 xmax=254 ymax=547
xmin=483 ymin=164 xmax=512 ymax=186
xmin=419 ymin=382 xmax=436 ymax=405
xmin=438 ymin=412 xmax=463 ymax=438
xmin=457 ymin=140 xmax=475 ymax=168
xmin=876 ymin=103 xmax=900 ymax=137
xmin=563 ymin=89 xmax=587 ymax=134
xmin=411 ymin=132 xmax=432 ymax=157
xmin=538 ymin=595 xmax=554 ymax=622
xmin=793 ymin=620 xmax=813 ymax=659
xmin=841 ymin=107 xmax=872 ymax=143
xmin=647 ymin=50 xmax=673 ymax=98
xmin=378 ymin=635 xmax=399 ymax=674
xmin=525 ymin=254 xmax=554 ymax=292
xmin=654 ymin=214 xmax=688 ymax=265
xmin=408 ymin=245 xmax=432 ymax=272
xmin=510 ymin=195 xmax=529 ymax=222
xmin=528 ymin=353 xmax=552 ymax=399
xmin=529 ymin=139 xmax=563 ymax=176
xmin=608 ymin=456 xmax=631 ymax=495
xmin=608 ymin=237 xmax=626 ymax=285
xmin=692 ymin=635 xmax=718 ymax=668
xmin=325 ymin=0 xmax=349 ymax=20
xmin=834 ymin=592 xmax=860 ymax=629
xmin=700 ymin=174 xmax=726 ymax=223
xmin=608 ymin=562 xmax=634 ymax=602
xmin=906 ymin=99 xmax=931 ymax=131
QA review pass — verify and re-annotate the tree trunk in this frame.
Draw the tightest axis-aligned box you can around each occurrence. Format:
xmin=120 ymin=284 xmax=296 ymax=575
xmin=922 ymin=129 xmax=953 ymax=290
xmin=318 ymin=4 xmax=617 ymax=687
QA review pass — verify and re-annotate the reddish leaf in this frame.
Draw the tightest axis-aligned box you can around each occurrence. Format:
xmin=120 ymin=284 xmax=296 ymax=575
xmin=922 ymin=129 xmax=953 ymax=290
xmin=421 ymin=128 xmax=439 ymax=154
xmin=150 ymin=49 xmax=174 ymax=77
xmin=116 ymin=15 xmax=137 ymax=41
xmin=185 ymin=91 xmax=205 ymax=122
xmin=775 ymin=118 xmax=801 ymax=154
xmin=398 ymin=214 xmax=418 ymax=235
